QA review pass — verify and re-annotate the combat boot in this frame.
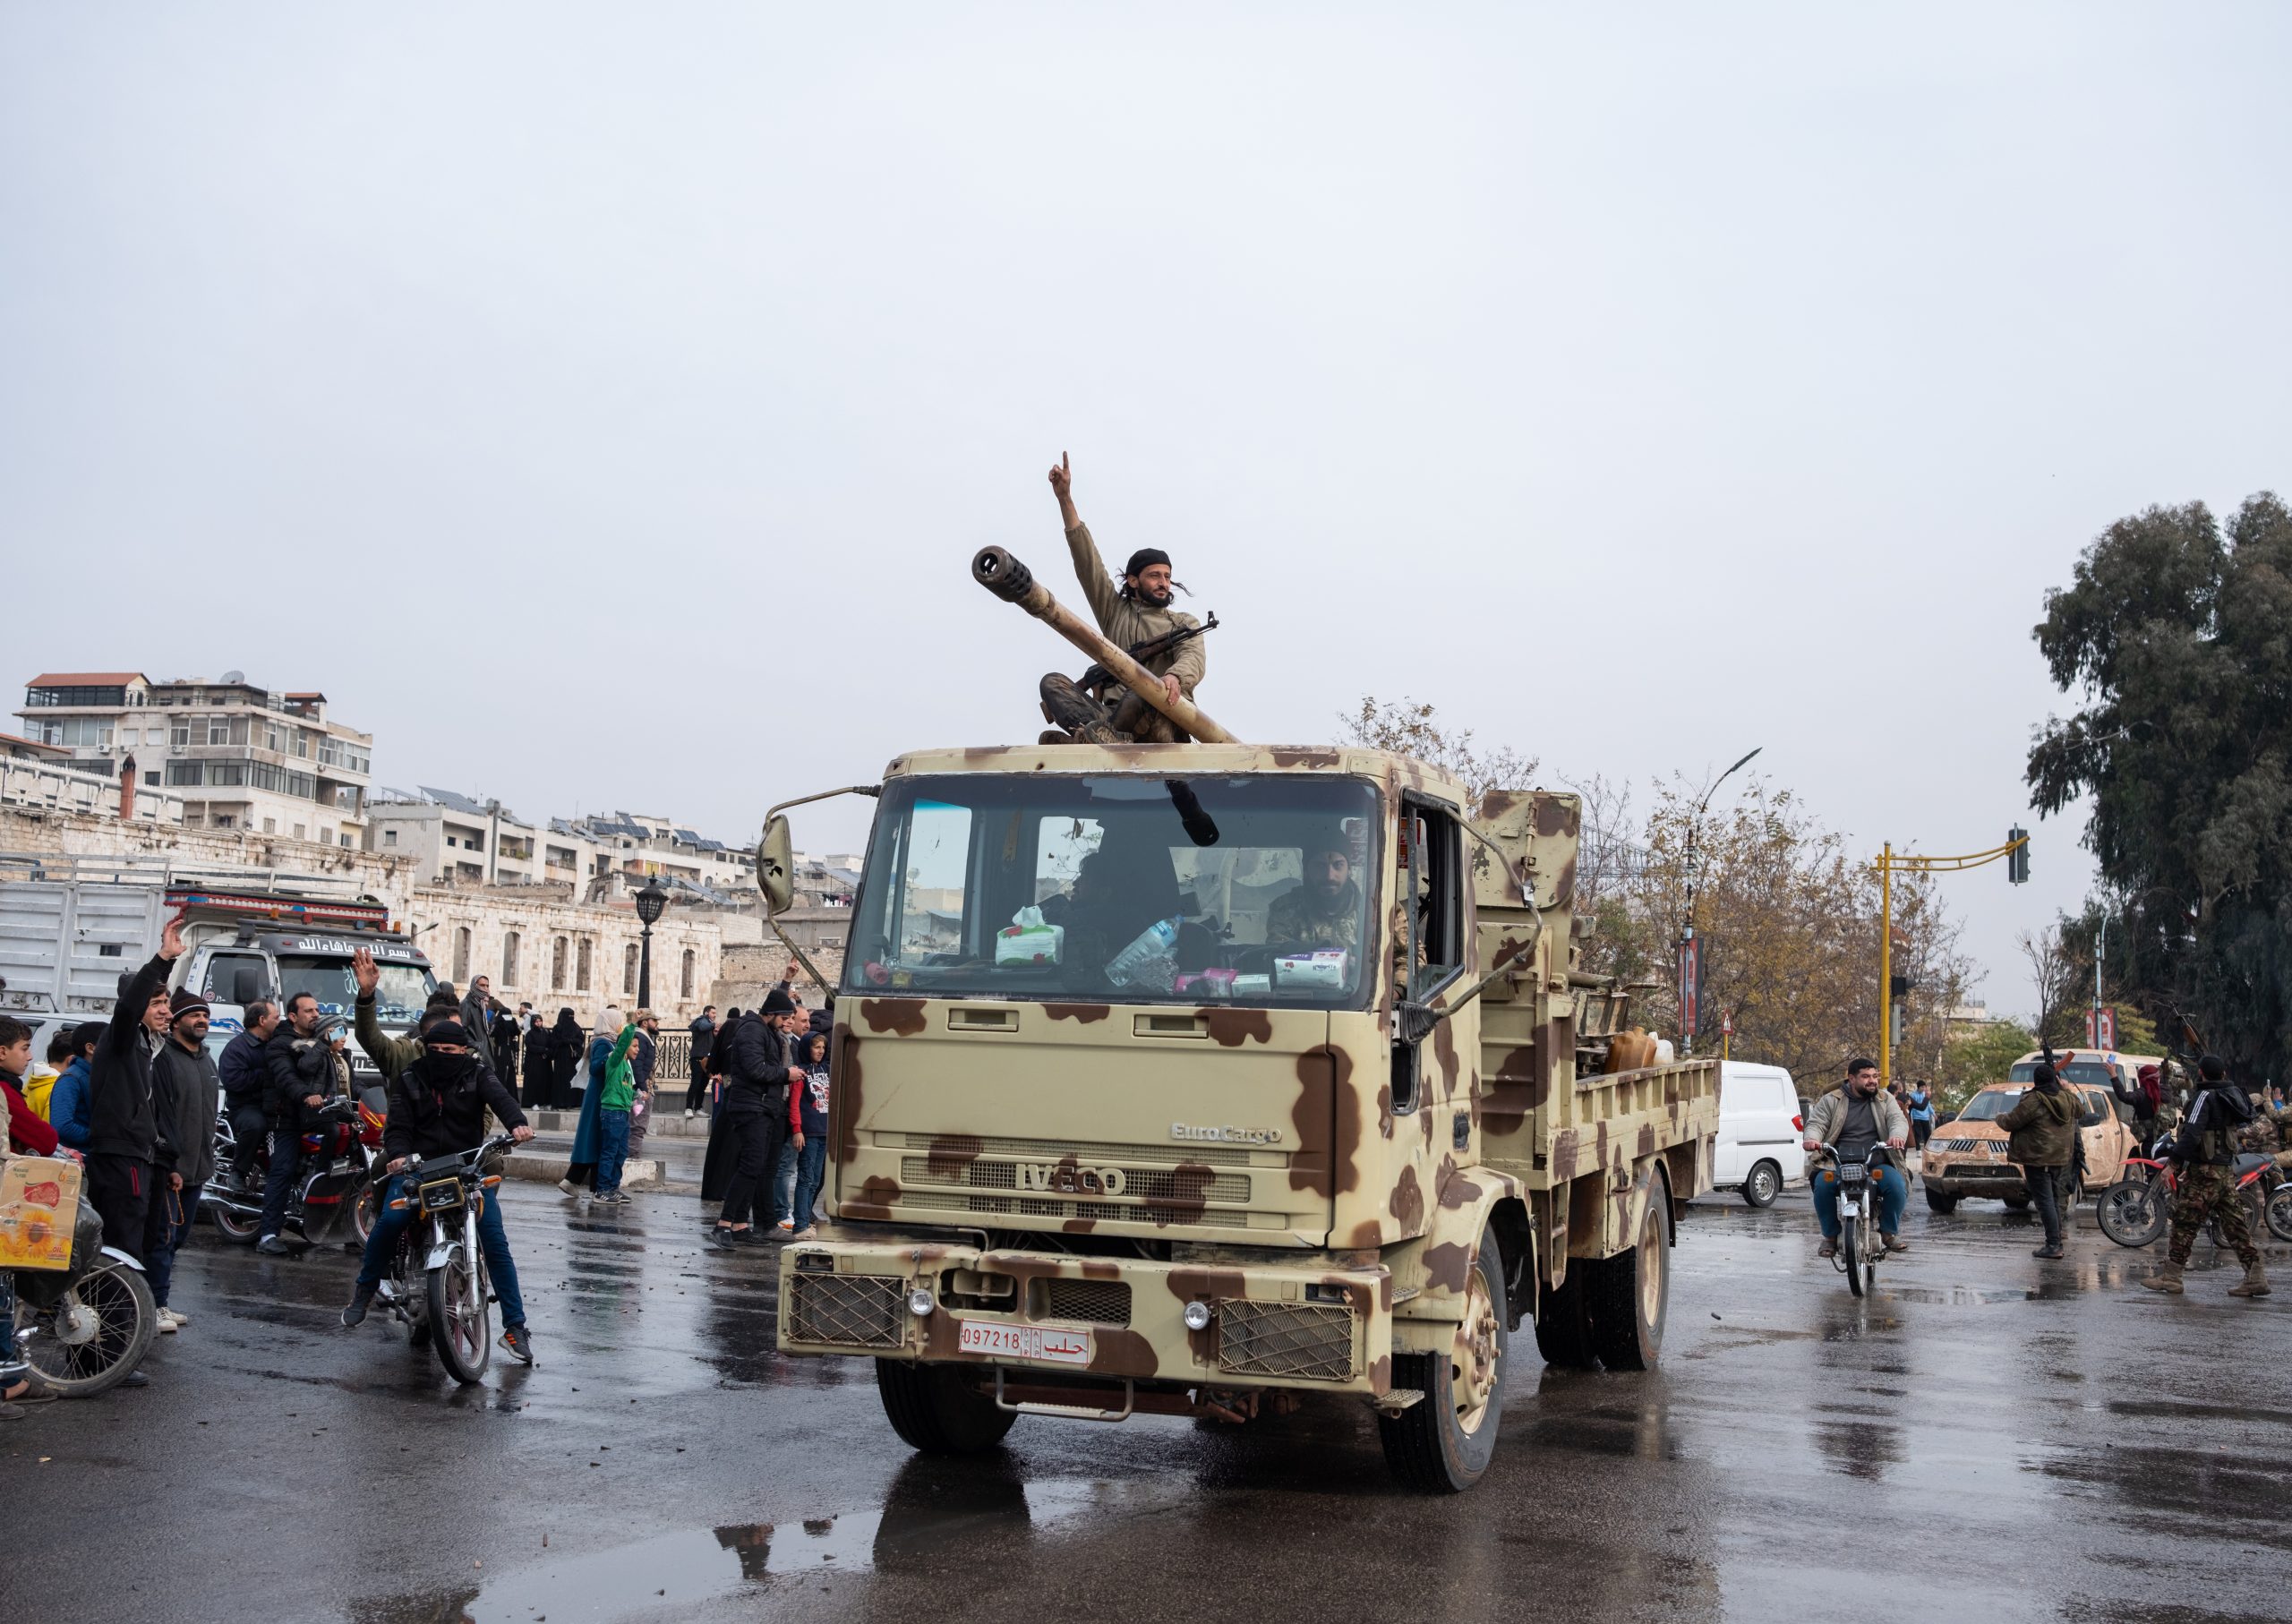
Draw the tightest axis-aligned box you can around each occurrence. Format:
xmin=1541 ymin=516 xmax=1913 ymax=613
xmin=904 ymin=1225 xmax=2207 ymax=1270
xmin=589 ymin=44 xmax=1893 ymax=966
xmin=2139 ymin=1261 xmax=2184 ymax=1295
xmin=2228 ymin=1261 xmax=2271 ymax=1298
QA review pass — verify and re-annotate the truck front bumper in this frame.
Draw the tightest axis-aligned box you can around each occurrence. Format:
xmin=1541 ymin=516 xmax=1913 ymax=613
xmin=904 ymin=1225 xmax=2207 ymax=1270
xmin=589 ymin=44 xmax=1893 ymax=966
xmin=776 ymin=1235 xmax=1393 ymax=1397
xmin=1925 ymin=1163 xmax=2031 ymax=1197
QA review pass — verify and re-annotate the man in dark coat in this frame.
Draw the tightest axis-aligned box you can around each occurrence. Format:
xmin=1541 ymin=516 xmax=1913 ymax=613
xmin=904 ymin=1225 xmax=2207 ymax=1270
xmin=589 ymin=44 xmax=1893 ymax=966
xmin=256 ymin=991 xmax=334 ymax=1253
xmin=218 ymin=998 xmax=278 ymax=1181
xmin=710 ymin=990 xmax=806 ymax=1249
xmin=685 ymin=1006 xmax=717 ymax=1117
xmin=86 ymin=913 xmax=187 ymax=1268
xmin=489 ymin=1000 xmax=518 ymax=1086
xmin=458 ymin=976 xmax=501 ymax=1081
xmin=1998 ymin=1062 xmax=2080 ymax=1260
xmin=149 ymin=988 xmax=221 ymax=1329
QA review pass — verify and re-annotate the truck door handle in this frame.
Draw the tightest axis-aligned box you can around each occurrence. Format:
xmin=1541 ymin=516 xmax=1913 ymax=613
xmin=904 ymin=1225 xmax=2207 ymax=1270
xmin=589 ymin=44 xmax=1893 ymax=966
xmin=946 ymin=1007 xmax=1018 ymax=1032
xmin=1134 ymin=1013 xmax=1208 ymax=1039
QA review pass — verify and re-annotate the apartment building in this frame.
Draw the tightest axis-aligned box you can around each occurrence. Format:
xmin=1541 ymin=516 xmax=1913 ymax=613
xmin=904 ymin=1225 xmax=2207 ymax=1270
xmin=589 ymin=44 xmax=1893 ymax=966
xmin=19 ymin=671 xmax=372 ymax=845
xmin=366 ymin=791 xmax=759 ymax=906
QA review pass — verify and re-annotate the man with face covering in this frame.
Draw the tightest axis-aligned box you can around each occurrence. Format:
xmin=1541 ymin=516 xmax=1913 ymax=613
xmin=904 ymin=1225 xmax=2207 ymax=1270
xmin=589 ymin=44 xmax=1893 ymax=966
xmin=1037 ymin=452 xmax=1209 ymax=745
xmin=1268 ymin=841 xmax=1364 ymax=952
xmin=339 ymin=1004 xmax=538 ymax=1362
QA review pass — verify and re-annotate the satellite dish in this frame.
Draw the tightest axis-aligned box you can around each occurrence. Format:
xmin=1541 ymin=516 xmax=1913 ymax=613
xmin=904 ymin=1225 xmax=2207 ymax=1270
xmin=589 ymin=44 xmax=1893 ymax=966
xmin=221 ymin=669 xmax=245 ymax=683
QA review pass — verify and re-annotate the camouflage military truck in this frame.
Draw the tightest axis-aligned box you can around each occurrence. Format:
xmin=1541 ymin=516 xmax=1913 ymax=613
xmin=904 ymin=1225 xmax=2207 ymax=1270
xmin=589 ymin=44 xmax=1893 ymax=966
xmin=763 ymin=742 xmax=1719 ymax=1492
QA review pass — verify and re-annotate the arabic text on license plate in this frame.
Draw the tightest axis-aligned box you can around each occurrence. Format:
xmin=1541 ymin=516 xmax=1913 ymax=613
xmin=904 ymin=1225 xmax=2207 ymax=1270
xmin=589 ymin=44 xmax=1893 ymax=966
xmin=956 ymin=1320 xmax=1093 ymax=1365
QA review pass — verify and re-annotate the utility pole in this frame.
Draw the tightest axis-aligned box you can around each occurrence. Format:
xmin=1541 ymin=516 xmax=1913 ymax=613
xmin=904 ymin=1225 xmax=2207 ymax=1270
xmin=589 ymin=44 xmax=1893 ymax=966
xmin=1677 ymin=747 xmax=1761 ymax=1057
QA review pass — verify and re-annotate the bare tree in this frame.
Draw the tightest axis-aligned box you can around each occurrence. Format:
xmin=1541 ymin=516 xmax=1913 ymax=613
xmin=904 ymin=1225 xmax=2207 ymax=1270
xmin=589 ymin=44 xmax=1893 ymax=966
xmin=1339 ymin=697 xmax=1537 ymax=806
xmin=2017 ymin=924 xmax=2084 ymax=1047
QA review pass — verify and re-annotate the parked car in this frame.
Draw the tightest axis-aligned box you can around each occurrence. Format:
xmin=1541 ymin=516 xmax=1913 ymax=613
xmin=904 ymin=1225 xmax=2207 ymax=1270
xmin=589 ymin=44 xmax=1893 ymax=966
xmin=1920 ymin=1050 xmax=2152 ymax=1213
xmin=1715 ymin=1060 xmax=1803 ymax=1208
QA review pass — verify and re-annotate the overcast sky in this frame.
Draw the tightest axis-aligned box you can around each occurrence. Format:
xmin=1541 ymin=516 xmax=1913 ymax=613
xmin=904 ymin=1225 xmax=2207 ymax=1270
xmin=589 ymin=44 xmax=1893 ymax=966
xmin=4 ymin=4 xmax=2286 ymax=1018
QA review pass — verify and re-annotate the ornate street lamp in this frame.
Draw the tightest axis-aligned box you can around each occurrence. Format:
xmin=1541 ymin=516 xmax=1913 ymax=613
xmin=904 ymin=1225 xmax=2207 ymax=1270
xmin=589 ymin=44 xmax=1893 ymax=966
xmin=634 ymin=879 xmax=669 ymax=1008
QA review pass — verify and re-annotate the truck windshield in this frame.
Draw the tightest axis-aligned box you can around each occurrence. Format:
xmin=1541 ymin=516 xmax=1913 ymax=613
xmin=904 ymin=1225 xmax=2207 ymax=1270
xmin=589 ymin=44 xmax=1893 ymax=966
xmin=277 ymin=954 xmax=434 ymax=1026
xmin=2006 ymin=1062 xmax=2116 ymax=1088
xmin=844 ymin=773 xmax=1381 ymax=1008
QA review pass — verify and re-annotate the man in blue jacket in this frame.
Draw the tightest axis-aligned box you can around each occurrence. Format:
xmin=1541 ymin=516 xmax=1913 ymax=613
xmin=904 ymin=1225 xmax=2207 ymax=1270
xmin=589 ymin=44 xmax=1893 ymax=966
xmin=217 ymin=999 xmax=278 ymax=1180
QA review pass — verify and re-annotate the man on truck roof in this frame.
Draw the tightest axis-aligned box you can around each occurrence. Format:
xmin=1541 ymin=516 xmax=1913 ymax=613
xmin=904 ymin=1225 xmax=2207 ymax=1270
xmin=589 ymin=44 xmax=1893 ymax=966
xmin=1039 ymin=452 xmax=1207 ymax=745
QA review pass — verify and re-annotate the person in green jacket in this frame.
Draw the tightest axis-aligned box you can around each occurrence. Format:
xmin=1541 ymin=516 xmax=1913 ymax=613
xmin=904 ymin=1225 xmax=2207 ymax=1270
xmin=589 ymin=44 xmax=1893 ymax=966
xmin=1997 ymin=1063 xmax=2081 ymax=1259
xmin=585 ymin=1009 xmax=641 ymax=1206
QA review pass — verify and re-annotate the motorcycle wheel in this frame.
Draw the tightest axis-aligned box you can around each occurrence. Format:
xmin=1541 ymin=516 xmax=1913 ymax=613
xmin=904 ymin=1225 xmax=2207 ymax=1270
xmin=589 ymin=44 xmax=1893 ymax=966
xmin=2269 ymin=1184 xmax=2292 ymax=1244
xmin=18 ymin=1258 xmax=158 ymax=1397
xmin=426 ymin=1249 xmax=492 ymax=1385
xmin=2095 ymin=1177 xmax=2166 ymax=1249
xmin=210 ymin=1202 xmax=261 ymax=1244
xmin=349 ymin=1184 xmax=378 ymax=1248
xmin=1843 ymin=1206 xmax=1867 ymax=1299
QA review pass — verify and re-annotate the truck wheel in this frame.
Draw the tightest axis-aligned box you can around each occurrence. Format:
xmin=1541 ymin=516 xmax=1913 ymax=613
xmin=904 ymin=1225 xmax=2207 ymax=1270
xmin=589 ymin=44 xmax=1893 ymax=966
xmin=1924 ymin=1189 xmax=1958 ymax=1215
xmin=1741 ymin=1161 xmax=1782 ymax=1209
xmin=1586 ymin=1192 xmax=1669 ymax=1372
xmin=1380 ymin=1227 xmax=1508 ymax=1493
xmin=876 ymin=1360 xmax=1017 ymax=1455
xmin=1532 ymin=1265 xmax=1596 ymax=1369
xmin=2001 ymin=1195 xmax=2031 ymax=1211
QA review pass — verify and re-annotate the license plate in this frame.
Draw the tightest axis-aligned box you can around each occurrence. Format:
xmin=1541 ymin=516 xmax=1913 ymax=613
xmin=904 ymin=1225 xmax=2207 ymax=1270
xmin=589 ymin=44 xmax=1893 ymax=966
xmin=956 ymin=1320 xmax=1094 ymax=1365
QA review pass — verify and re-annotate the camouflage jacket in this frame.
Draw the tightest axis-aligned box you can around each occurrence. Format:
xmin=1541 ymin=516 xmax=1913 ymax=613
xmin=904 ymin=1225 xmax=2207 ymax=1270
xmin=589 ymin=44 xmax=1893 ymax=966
xmin=2236 ymin=1102 xmax=2289 ymax=1156
xmin=1065 ymin=523 xmax=1207 ymax=696
xmin=1267 ymin=880 xmax=1364 ymax=952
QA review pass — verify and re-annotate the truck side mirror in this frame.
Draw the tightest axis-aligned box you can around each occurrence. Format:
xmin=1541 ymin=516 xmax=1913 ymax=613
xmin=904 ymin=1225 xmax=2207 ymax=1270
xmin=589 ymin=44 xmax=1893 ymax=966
xmin=758 ymin=815 xmax=795 ymax=916
xmin=232 ymin=967 xmax=265 ymax=1005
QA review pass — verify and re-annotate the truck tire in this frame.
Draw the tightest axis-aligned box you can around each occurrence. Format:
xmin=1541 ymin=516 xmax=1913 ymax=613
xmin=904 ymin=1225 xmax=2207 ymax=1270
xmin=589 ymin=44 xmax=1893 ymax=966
xmin=1379 ymin=1227 xmax=1509 ymax=1493
xmin=1586 ymin=1193 xmax=1669 ymax=1372
xmin=1741 ymin=1160 xmax=1782 ymax=1209
xmin=1923 ymin=1189 xmax=1958 ymax=1215
xmin=2001 ymin=1195 xmax=2031 ymax=1211
xmin=876 ymin=1360 xmax=1017 ymax=1455
xmin=1532 ymin=1266 xmax=1596 ymax=1369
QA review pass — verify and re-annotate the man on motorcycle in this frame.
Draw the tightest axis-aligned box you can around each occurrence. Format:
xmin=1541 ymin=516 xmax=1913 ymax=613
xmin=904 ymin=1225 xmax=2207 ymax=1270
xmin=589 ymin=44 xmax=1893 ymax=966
xmin=1802 ymin=1057 xmax=1911 ymax=1259
xmin=339 ymin=1010 xmax=538 ymax=1363
xmin=256 ymin=992 xmax=340 ymax=1255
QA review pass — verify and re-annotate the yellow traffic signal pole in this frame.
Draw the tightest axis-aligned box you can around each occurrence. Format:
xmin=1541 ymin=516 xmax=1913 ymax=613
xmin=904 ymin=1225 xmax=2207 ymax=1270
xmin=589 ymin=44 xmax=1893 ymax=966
xmin=1875 ymin=833 xmax=2030 ymax=1087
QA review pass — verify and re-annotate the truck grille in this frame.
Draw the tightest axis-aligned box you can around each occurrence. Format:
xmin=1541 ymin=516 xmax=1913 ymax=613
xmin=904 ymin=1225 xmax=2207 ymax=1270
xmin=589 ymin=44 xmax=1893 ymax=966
xmin=899 ymin=1157 xmax=1251 ymax=1205
xmin=888 ymin=1132 xmax=1265 ymax=1168
xmin=1041 ymin=1278 xmax=1133 ymax=1326
xmin=786 ymin=1273 xmax=907 ymax=1349
xmin=1217 ymin=1300 xmax=1356 ymax=1381
xmin=1934 ymin=1138 xmax=1998 ymax=1154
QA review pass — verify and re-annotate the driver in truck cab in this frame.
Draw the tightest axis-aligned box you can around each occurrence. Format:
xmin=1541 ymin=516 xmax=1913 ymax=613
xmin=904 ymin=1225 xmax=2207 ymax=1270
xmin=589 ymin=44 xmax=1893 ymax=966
xmin=1267 ymin=842 xmax=1363 ymax=952
xmin=1802 ymin=1058 xmax=1911 ymax=1260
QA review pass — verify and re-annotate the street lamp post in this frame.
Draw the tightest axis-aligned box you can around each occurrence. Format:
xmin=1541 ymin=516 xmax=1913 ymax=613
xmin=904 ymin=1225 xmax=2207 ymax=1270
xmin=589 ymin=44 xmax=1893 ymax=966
xmin=634 ymin=879 xmax=668 ymax=1008
xmin=1677 ymin=747 xmax=1762 ymax=1057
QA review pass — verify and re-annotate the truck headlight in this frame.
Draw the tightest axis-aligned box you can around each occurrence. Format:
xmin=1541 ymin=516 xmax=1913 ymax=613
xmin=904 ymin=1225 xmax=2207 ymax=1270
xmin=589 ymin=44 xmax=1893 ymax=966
xmin=1183 ymin=1301 xmax=1212 ymax=1331
xmin=908 ymin=1287 xmax=936 ymax=1318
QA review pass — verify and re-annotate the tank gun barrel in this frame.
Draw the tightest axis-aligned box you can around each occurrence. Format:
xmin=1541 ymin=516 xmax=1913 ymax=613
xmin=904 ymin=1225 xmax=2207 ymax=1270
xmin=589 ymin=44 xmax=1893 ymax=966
xmin=971 ymin=546 xmax=1237 ymax=744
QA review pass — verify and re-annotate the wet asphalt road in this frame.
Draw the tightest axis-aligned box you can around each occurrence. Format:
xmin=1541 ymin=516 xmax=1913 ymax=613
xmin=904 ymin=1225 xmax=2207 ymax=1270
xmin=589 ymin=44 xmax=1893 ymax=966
xmin=11 ymin=1179 xmax=2290 ymax=1624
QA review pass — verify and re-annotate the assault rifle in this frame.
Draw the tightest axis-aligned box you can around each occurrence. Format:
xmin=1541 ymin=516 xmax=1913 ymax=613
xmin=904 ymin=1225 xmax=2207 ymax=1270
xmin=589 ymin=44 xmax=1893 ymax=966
xmin=1075 ymin=612 xmax=1220 ymax=705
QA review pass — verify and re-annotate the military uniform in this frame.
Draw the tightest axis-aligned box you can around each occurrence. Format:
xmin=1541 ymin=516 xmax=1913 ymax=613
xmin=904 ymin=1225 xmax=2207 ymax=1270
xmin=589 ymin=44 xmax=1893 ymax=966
xmin=1039 ymin=522 xmax=1207 ymax=745
xmin=2165 ymin=1162 xmax=2259 ymax=1269
xmin=1266 ymin=881 xmax=1364 ymax=952
xmin=2146 ymin=1083 xmax=2264 ymax=1290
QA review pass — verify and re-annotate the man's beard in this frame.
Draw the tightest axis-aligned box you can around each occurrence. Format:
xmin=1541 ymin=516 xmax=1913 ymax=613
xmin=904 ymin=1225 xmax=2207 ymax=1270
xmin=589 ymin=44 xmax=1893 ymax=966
xmin=1133 ymin=585 xmax=1171 ymax=609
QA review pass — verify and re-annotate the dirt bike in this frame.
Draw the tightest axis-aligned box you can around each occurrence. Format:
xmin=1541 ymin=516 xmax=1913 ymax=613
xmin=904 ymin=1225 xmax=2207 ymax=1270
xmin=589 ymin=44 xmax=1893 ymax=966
xmin=377 ymin=1132 xmax=516 ymax=1385
xmin=2095 ymin=1136 xmax=2291 ymax=1248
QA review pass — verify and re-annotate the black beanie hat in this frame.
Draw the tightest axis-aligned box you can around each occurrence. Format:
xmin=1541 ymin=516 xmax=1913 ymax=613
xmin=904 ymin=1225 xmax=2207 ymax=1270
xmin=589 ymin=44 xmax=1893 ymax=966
xmin=425 ymin=1020 xmax=473 ymax=1049
xmin=1124 ymin=547 xmax=1171 ymax=578
xmin=761 ymin=987 xmax=797 ymax=1016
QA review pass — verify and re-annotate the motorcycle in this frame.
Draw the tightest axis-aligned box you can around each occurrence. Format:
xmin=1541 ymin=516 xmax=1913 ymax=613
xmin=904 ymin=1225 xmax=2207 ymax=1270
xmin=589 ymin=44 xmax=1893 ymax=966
xmin=2095 ymin=1134 xmax=2292 ymax=1248
xmin=12 ymin=1193 xmax=158 ymax=1397
xmin=379 ymin=1132 xmax=515 ymax=1385
xmin=206 ymin=1087 xmax=387 ymax=1249
xmin=1817 ymin=1144 xmax=1896 ymax=1298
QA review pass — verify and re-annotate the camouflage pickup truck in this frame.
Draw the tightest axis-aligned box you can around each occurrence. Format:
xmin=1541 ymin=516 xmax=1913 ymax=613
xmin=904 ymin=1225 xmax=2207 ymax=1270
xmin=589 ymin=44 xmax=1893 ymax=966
xmin=763 ymin=741 xmax=1718 ymax=1492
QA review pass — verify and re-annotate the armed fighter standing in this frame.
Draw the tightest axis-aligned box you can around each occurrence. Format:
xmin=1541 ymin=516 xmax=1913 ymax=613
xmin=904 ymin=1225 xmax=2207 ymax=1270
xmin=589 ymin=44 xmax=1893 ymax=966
xmin=1037 ymin=452 xmax=1210 ymax=744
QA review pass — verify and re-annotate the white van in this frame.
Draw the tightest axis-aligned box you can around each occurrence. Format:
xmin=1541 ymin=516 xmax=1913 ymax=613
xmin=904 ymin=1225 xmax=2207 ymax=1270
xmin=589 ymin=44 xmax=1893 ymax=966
xmin=1715 ymin=1060 xmax=1803 ymax=1208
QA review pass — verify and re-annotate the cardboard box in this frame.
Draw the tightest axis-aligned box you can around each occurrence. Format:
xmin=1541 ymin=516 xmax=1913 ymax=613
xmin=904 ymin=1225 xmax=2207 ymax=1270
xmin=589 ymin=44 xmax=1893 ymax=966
xmin=0 ymin=1155 xmax=84 ymax=1272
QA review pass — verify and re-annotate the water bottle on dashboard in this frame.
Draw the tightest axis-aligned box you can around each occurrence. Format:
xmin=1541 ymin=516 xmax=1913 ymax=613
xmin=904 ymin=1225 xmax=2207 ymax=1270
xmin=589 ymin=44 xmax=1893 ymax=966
xmin=1104 ymin=917 xmax=1182 ymax=990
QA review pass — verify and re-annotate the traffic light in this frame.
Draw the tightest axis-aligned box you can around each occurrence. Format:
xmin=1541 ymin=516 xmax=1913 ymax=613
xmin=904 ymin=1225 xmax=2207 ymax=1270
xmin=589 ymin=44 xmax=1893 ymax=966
xmin=1890 ymin=974 xmax=1913 ymax=1000
xmin=2007 ymin=827 xmax=2030 ymax=885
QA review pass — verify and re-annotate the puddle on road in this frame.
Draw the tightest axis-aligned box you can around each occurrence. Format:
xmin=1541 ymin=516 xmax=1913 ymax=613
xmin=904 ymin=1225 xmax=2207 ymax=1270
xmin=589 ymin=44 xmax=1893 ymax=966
xmin=353 ymin=1474 xmax=1159 ymax=1622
